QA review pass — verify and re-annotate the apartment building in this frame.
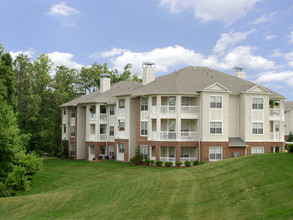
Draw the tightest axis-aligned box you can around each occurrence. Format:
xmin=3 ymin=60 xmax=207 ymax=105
xmin=285 ymin=101 xmax=293 ymax=140
xmin=61 ymin=63 xmax=286 ymax=163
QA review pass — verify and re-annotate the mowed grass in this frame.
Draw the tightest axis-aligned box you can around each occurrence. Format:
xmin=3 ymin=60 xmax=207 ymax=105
xmin=0 ymin=154 xmax=293 ymax=220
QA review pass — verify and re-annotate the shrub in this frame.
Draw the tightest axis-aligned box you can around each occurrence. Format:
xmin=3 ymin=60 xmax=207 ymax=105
xmin=130 ymin=146 xmax=143 ymax=165
xmin=192 ymin=160 xmax=200 ymax=166
xmin=68 ymin=155 xmax=74 ymax=160
xmin=155 ymin=161 xmax=163 ymax=167
xmin=150 ymin=160 xmax=155 ymax=166
xmin=164 ymin=161 xmax=173 ymax=167
xmin=176 ymin=161 xmax=182 ymax=167
xmin=286 ymin=144 xmax=293 ymax=153
xmin=288 ymin=132 xmax=293 ymax=142
xmin=144 ymin=159 xmax=151 ymax=166
xmin=14 ymin=151 xmax=42 ymax=177
xmin=56 ymin=152 xmax=63 ymax=158
xmin=36 ymin=150 xmax=44 ymax=158
xmin=184 ymin=161 xmax=191 ymax=167
xmin=200 ymin=161 xmax=207 ymax=165
xmin=5 ymin=166 xmax=30 ymax=195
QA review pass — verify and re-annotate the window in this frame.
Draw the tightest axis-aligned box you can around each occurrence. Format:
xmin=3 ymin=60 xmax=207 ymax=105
xmin=181 ymin=147 xmax=190 ymax=157
xmin=100 ymin=126 xmax=106 ymax=134
xmin=70 ymin=144 xmax=75 ymax=156
xmin=63 ymin=124 xmax=66 ymax=133
xmin=181 ymin=97 xmax=190 ymax=106
xmin=181 ymin=120 xmax=190 ymax=132
xmin=251 ymin=147 xmax=264 ymax=154
xmin=100 ymin=146 xmax=106 ymax=155
xmin=109 ymin=146 xmax=114 ymax=156
xmin=118 ymin=143 xmax=124 ymax=153
xmin=141 ymin=97 xmax=148 ymax=111
xmin=110 ymin=106 xmax=115 ymax=115
xmin=141 ymin=121 xmax=148 ymax=136
xmin=63 ymin=109 xmax=66 ymax=115
xmin=252 ymin=98 xmax=263 ymax=110
xmin=210 ymin=122 xmax=222 ymax=134
xmin=151 ymin=146 xmax=156 ymax=157
xmin=140 ymin=145 xmax=148 ymax=160
xmin=90 ymin=124 xmax=95 ymax=135
xmin=89 ymin=105 xmax=96 ymax=117
xmin=210 ymin=96 xmax=222 ymax=108
xmin=71 ymin=126 xmax=75 ymax=137
xmin=275 ymin=121 xmax=280 ymax=132
xmin=118 ymin=120 xmax=125 ymax=131
xmin=209 ymin=147 xmax=222 ymax=161
xmin=100 ymin=105 xmax=106 ymax=114
xmin=71 ymin=107 xmax=76 ymax=118
xmin=252 ymin=123 xmax=263 ymax=134
xmin=109 ymin=126 xmax=114 ymax=136
xmin=119 ymin=99 xmax=125 ymax=109
xmin=169 ymin=97 xmax=176 ymax=106
xmin=169 ymin=120 xmax=176 ymax=132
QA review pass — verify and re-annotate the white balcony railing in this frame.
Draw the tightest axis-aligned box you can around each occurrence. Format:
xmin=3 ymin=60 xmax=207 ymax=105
xmin=117 ymin=130 xmax=126 ymax=139
xmin=160 ymin=131 xmax=176 ymax=140
xmin=160 ymin=106 xmax=176 ymax=114
xmin=160 ymin=157 xmax=176 ymax=165
xmin=100 ymin=114 xmax=107 ymax=122
xmin=269 ymin=108 xmax=280 ymax=118
xmin=100 ymin=134 xmax=107 ymax=140
xmin=150 ymin=156 xmax=156 ymax=161
xmin=180 ymin=157 xmax=197 ymax=163
xmin=151 ymin=106 xmax=157 ymax=115
xmin=118 ymin=108 xmax=125 ymax=115
xmin=181 ymin=106 xmax=198 ymax=114
xmin=269 ymin=132 xmax=282 ymax=141
xmin=180 ymin=132 xmax=198 ymax=140
xmin=149 ymin=131 xmax=157 ymax=140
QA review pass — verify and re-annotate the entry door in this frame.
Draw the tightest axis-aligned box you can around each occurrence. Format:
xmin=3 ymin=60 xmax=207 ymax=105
xmin=89 ymin=145 xmax=95 ymax=160
xmin=117 ymin=143 xmax=125 ymax=161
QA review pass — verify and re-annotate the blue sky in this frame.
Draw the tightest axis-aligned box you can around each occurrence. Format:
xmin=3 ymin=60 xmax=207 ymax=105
xmin=1 ymin=0 xmax=293 ymax=100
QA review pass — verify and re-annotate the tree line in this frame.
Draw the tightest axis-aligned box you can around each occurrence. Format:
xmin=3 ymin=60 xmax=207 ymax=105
xmin=0 ymin=43 xmax=141 ymax=196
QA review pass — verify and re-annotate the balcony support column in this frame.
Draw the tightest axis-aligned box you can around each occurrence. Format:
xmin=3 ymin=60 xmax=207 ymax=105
xmin=157 ymin=96 xmax=161 ymax=140
xmin=156 ymin=145 xmax=160 ymax=161
xmin=176 ymin=95 xmax=181 ymax=141
xmin=176 ymin=144 xmax=181 ymax=162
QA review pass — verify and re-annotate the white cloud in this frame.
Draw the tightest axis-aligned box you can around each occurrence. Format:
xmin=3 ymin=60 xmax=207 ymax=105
xmin=47 ymin=52 xmax=83 ymax=70
xmin=100 ymin=45 xmax=276 ymax=73
xmin=265 ymin=35 xmax=277 ymax=41
xmin=269 ymin=49 xmax=293 ymax=67
xmin=251 ymin=12 xmax=276 ymax=24
xmin=9 ymin=49 xmax=36 ymax=59
xmin=47 ymin=2 xmax=79 ymax=16
xmin=256 ymin=71 xmax=293 ymax=86
xmin=213 ymin=29 xmax=255 ymax=53
xmin=159 ymin=0 xmax=261 ymax=23
xmin=289 ymin=31 xmax=293 ymax=43
xmin=89 ymin=48 xmax=129 ymax=59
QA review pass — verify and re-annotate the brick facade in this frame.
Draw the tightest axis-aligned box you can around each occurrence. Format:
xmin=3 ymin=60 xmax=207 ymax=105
xmin=115 ymin=139 xmax=129 ymax=162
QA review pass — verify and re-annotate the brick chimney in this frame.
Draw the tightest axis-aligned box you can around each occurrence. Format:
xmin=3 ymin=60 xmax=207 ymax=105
xmin=142 ymin=62 xmax=155 ymax=85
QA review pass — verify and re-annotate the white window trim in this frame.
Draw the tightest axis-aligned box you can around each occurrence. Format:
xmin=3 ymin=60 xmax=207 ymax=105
xmin=209 ymin=121 xmax=223 ymax=135
xmin=209 ymin=95 xmax=223 ymax=109
xmin=251 ymin=147 xmax=264 ymax=155
xmin=209 ymin=147 xmax=223 ymax=161
xmin=251 ymin=122 xmax=264 ymax=136
xmin=251 ymin=97 xmax=264 ymax=110
xmin=140 ymin=121 xmax=148 ymax=136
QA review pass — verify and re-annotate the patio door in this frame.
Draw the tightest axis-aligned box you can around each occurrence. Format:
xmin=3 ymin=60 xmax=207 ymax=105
xmin=89 ymin=145 xmax=95 ymax=160
xmin=117 ymin=143 xmax=125 ymax=161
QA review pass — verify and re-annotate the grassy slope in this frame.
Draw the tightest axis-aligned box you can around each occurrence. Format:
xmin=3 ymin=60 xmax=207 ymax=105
xmin=0 ymin=154 xmax=292 ymax=220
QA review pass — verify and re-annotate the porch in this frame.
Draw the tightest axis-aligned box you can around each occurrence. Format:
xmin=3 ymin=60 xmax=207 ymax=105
xmin=88 ymin=145 xmax=115 ymax=161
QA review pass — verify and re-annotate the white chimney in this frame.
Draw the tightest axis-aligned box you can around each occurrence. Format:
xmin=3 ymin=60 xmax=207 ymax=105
xmin=142 ymin=62 xmax=155 ymax=85
xmin=233 ymin=67 xmax=246 ymax=80
xmin=100 ymin=74 xmax=111 ymax=93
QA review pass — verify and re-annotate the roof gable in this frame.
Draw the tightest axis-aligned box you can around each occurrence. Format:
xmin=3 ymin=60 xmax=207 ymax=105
xmin=246 ymin=85 xmax=271 ymax=94
xmin=203 ymin=82 xmax=230 ymax=92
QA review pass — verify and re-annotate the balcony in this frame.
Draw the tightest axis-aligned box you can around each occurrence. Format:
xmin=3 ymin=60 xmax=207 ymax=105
xmin=180 ymin=132 xmax=198 ymax=141
xmin=89 ymin=113 xmax=96 ymax=123
xmin=269 ymin=108 xmax=281 ymax=120
xmin=181 ymin=106 xmax=198 ymax=114
xmin=160 ymin=131 xmax=176 ymax=140
xmin=149 ymin=131 xmax=157 ymax=140
xmin=118 ymin=108 xmax=125 ymax=116
xmin=100 ymin=134 xmax=107 ymax=141
xmin=100 ymin=114 xmax=107 ymax=123
xmin=160 ymin=157 xmax=176 ymax=165
xmin=180 ymin=157 xmax=197 ymax=163
xmin=160 ymin=106 xmax=176 ymax=114
xmin=269 ymin=132 xmax=282 ymax=141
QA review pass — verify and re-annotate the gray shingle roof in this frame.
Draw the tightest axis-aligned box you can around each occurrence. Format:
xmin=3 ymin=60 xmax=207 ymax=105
xmin=132 ymin=66 xmax=285 ymax=98
xmin=285 ymin=101 xmax=293 ymax=111
xmin=229 ymin=137 xmax=248 ymax=147
xmin=61 ymin=81 xmax=141 ymax=107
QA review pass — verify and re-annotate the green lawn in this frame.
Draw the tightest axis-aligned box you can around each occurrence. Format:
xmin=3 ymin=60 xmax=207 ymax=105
xmin=0 ymin=154 xmax=293 ymax=220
